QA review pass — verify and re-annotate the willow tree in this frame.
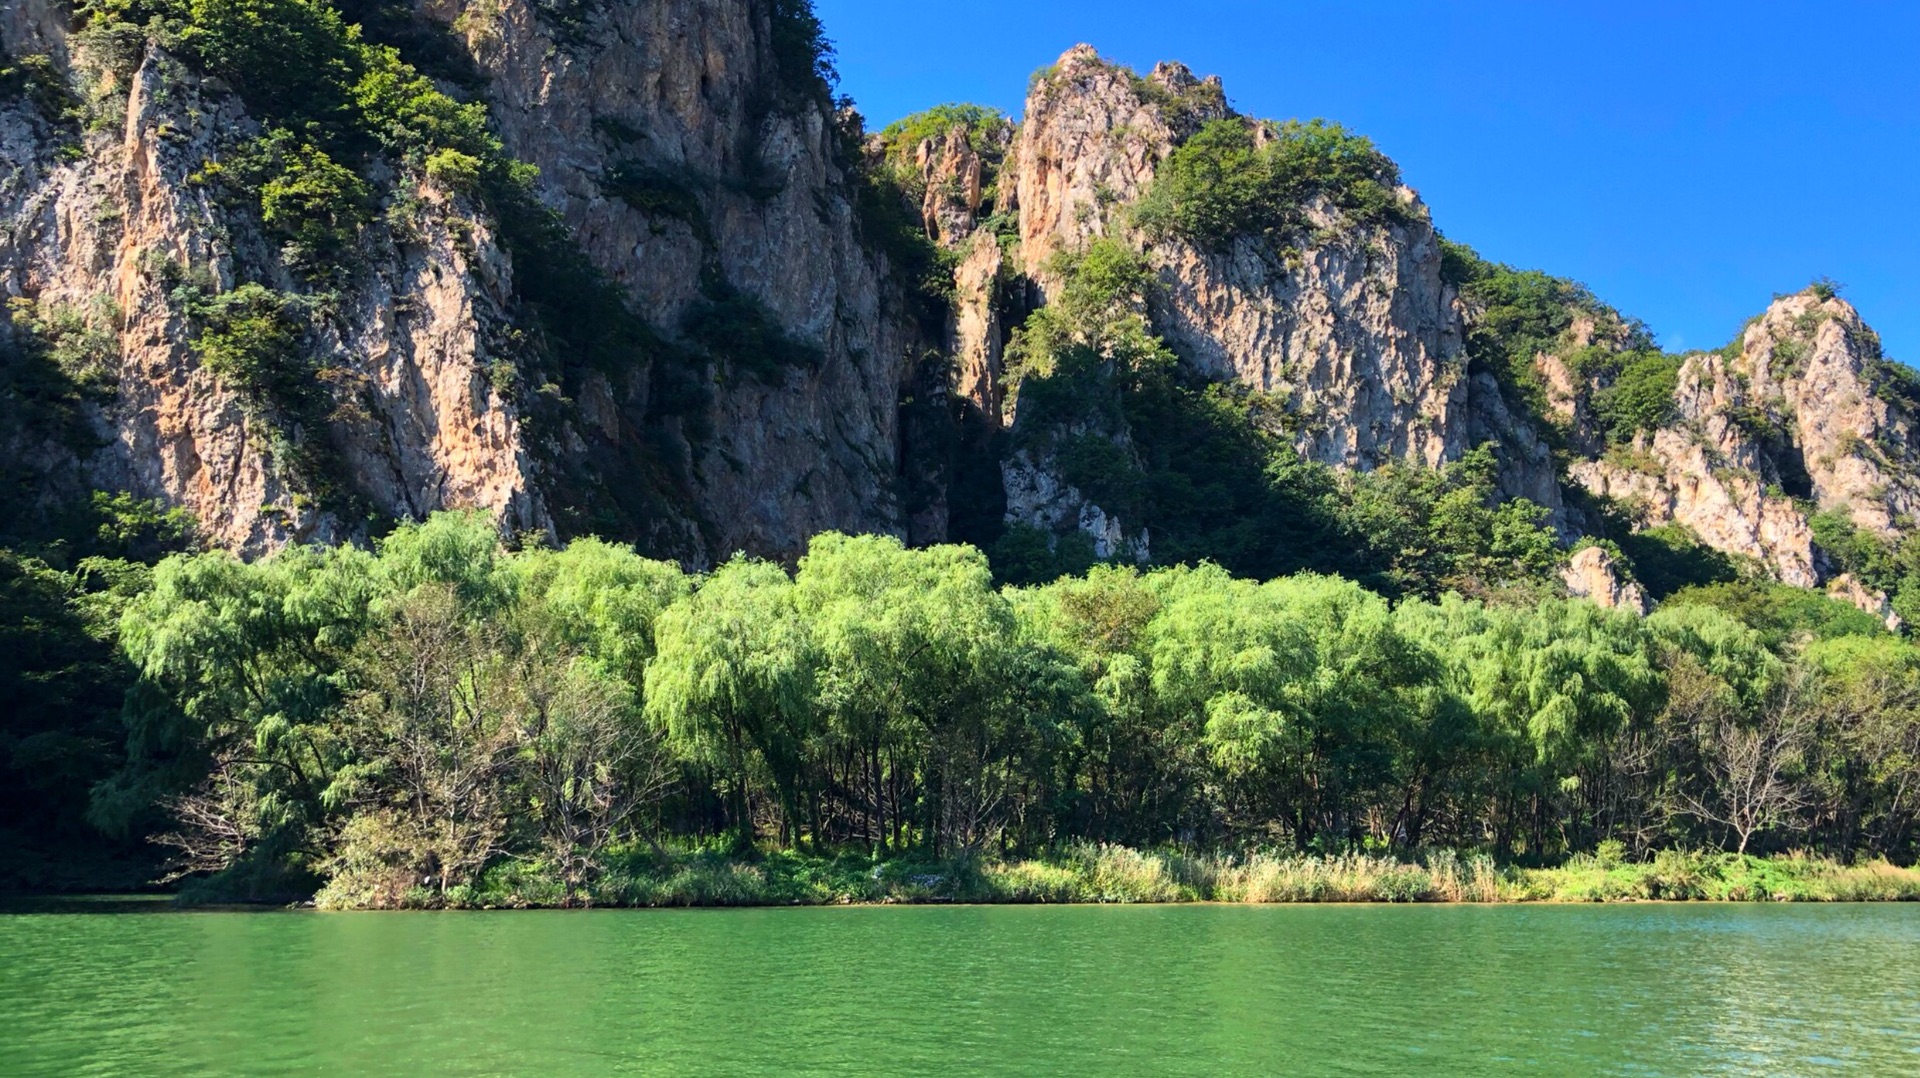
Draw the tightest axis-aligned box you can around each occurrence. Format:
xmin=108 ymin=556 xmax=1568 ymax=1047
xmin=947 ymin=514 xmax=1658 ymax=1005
xmin=102 ymin=540 xmax=375 ymax=893
xmin=512 ymin=536 xmax=689 ymax=689
xmin=1395 ymin=596 xmax=1663 ymax=854
xmin=794 ymin=533 xmax=1059 ymax=854
xmin=1147 ymin=565 xmax=1447 ymax=848
xmin=1802 ymin=635 xmax=1920 ymax=858
xmin=645 ymin=557 xmax=814 ymax=849
xmin=1012 ymin=565 xmax=1169 ymax=844
xmin=513 ymin=539 xmax=687 ymax=881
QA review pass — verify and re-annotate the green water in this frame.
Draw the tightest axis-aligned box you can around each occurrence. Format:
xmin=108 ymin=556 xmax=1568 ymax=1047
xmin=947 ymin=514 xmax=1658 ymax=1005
xmin=2 ymin=902 xmax=1917 ymax=1075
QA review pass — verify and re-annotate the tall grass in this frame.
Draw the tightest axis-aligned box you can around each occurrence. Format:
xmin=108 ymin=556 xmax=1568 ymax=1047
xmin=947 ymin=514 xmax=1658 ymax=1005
xmin=336 ymin=843 xmax=1920 ymax=909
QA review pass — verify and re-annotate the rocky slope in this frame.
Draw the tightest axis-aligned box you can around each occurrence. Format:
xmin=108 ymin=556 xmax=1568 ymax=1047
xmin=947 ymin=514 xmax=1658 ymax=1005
xmin=425 ymin=0 xmax=938 ymax=557
xmin=946 ymin=45 xmax=1565 ymax=556
xmin=1016 ymin=50 xmax=1458 ymax=464
xmin=1 ymin=37 xmax=544 ymax=552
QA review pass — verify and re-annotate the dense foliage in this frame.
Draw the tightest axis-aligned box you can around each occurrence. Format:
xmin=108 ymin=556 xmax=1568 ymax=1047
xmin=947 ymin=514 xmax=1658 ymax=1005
xmin=47 ymin=511 xmax=1920 ymax=906
xmin=1134 ymin=117 xmax=1409 ymax=249
xmin=874 ymin=103 xmax=1013 ymax=167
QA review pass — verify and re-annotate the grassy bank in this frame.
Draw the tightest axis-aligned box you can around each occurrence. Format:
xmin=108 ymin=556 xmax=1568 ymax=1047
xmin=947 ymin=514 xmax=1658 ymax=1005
xmin=311 ymin=844 xmax=1920 ymax=910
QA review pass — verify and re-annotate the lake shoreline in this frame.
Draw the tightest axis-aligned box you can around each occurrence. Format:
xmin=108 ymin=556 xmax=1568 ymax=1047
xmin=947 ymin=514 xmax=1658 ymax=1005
xmin=35 ymin=845 xmax=1917 ymax=911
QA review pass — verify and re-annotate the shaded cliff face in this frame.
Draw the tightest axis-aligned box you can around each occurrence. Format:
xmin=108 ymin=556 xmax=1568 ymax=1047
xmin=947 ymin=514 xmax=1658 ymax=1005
xmin=871 ymin=112 xmax=1013 ymax=423
xmin=423 ymin=0 xmax=929 ymax=558
xmin=1 ymin=0 xmax=929 ymax=562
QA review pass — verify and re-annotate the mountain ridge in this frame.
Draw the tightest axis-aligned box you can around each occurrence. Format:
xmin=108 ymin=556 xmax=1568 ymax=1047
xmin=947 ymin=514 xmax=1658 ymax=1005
xmin=4 ymin=6 xmax=1918 ymax=624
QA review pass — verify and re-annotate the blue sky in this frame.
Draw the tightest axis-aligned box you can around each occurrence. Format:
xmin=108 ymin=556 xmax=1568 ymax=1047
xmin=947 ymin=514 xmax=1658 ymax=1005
xmin=815 ymin=0 xmax=1919 ymax=361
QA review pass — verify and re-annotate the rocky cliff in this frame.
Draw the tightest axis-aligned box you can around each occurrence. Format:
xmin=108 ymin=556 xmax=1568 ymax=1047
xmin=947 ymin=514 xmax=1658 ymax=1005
xmin=892 ymin=44 xmax=1567 ymax=562
xmin=4 ymin=0 xmax=541 ymax=553
xmin=882 ymin=43 xmax=1918 ymax=609
xmin=1565 ymin=291 xmax=1920 ymax=591
xmin=1 ymin=0 xmax=932 ymax=562
xmin=424 ymin=0 xmax=937 ymax=557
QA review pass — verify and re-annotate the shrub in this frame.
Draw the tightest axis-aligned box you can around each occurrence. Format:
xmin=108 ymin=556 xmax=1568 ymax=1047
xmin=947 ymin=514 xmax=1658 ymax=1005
xmin=874 ymin=103 xmax=1011 ymax=164
xmin=258 ymin=140 xmax=373 ymax=269
xmin=182 ymin=0 xmax=361 ymax=129
xmin=189 ymin=283 xmax=307 ymax=403
xmin=1664 ymin=580 xmax=1886 ymax=649
xmin=185 ymin=283 xmax=357 ymax=503
xmin=312 ymin=809 xmax=435 ymax=910
xmin=1134 ymin=117 xmax=1406 ymax=249
xmin=766 ymin=0 xmax=836 ymax=103
xmin=597 ymin=160 xmax=704 ymax=228
xmin=7 ymin=299 xmax=121 ymax=396
xmin=1 ymin=51 xmax=82 ymax=124
xmin=1442 ymin=239 xmax=1655 ymax=436
xmin=423 ymin=148 xmax=483 ymax=194
xmin=1592 ymin=351 xmax=1682 ymax=440
xmin=680 ymin=280 xmax=824 ymax=382
xmin=988 ymin=523 xmax=1098 ymax=587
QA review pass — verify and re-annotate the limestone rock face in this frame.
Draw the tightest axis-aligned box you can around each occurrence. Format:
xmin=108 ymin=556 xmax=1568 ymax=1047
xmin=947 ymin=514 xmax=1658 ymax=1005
xmin=906 ymin=123 xmax=1000 ymax=247
xmin=1146 ymin=204 xmax=1468 ymax=472
xmin=998 ymin=44 xmax=1564 ymax=550
xmin=2 ymin=22 xmax=542 ymax=554
xmin=1722 ymin=294 xmax=1920 ymax=535
xmin=884 ymin=119 xmax=1011 ymax=422
xmin=1562 ymin=545 xmax=1649 ymax=615
xmin=3 ymin=1 xmax=931 ymax=562
xmin=949 ymin=233 xmax=1006 ymax=421
xmin=1014 ymin=46 xmax=1225 ymax=283
xmin=1569 ymin=431 xmax=1822 ymax=587
xmin=1568 ymin=292 xmax=1918 ymax=587
xmin=1001 ymin=447 xmax=1149 ymax=563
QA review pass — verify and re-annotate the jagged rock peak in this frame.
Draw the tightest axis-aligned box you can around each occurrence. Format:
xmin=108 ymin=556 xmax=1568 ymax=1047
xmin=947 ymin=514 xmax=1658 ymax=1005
xmin=1015 ymin=45 xmax=1555 ymax=489
xmin=1146 ymin=60 xmax=1220 ymax=96
xmin=1572 ymin=285 xmax=1917 ymax=589
xmin=1017 ymin=45 xmax=1222 ymax=272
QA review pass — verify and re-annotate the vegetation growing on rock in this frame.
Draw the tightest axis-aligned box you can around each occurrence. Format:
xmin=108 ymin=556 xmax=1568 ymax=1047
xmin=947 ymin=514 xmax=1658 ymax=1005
xmin=1134 ymin=116 xmax=1410 ymax=249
